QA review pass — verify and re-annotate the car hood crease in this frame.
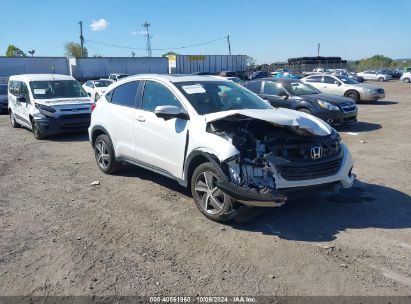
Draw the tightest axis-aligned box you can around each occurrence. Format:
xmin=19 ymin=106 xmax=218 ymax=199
xmin=203 ymin=108 xmax=332 ymax=136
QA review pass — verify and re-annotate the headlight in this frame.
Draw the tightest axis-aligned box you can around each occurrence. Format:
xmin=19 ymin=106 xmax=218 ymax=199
xmin=317 ymin=100 xmax=340 ymax=111
xmin=36 ymin=103 xmax=56 ymax=113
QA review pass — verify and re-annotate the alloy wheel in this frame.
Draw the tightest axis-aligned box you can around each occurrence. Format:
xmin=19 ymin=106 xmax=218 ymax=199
xmin=95 ymin=140 xmax=110 ymax=169
xmin=194 ymin=171 xmax=227 ymax=215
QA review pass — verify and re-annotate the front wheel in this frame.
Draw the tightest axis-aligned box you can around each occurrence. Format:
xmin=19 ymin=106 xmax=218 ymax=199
xmin=32 ymin=120 xmax=45 ymax=140
xmin=378 ymin=77 xmax=384 ymax=82
xmin=345 ymin=90 xmax=360 ymax=103
xmin=191 ymin=162 xmax=238 ymax=222
xmin=94 ymin=134 xmax=120 ymax=174
xmin=403 ymin=77 xmax=410 ymax=83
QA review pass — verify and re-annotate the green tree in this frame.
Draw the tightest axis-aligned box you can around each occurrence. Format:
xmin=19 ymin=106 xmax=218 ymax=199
xmin=246 ymin=56 xmax=257 ymax=70
xmin=358 ymin=55 xmax=392 ymax=71
xmin=64 ymin=42 xmax=88 ymax=58
xmin=6 ymin=45 xmax=26 ymax=57
xmin=162 ymin=51 xmax=178 ymax=57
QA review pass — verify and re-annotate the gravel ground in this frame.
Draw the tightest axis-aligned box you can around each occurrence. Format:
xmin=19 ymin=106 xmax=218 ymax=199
xmin=0 ymin=80 xmax=410 ymax=296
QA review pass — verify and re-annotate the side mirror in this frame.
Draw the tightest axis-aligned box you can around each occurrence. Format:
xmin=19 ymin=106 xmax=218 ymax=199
xmin=335 ymin=81 xmax=341 ymax=86
xmin=279 ymin=91 xmax=289 ymax=99
xmin=17 ymin=95 xmax=27 ymax=103
xmin=154 ymin=105 xmax=189 ymax=120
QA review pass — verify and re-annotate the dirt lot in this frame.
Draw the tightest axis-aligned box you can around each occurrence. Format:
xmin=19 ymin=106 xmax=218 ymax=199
xmin=0 ymin=80 xmax=410 ymax=296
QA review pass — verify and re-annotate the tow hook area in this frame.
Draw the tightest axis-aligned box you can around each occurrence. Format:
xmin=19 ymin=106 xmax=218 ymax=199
xmin=216 ymin=181 xmax=287 ymax=208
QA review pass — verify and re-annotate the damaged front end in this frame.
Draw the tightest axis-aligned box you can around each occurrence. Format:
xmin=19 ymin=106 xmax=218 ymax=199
xmin=207 ymin=114 xmax=343 ymax=207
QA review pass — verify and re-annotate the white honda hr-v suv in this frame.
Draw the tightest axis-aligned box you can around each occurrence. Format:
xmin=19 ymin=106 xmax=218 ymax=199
xmin=89 ymin=74 xmax=354 ymax=221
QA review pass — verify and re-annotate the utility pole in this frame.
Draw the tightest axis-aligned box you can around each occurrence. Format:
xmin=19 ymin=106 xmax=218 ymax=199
xmin=227 ymin=35 xmax=231 ymax=55
xmin=317 ymin=42 xmax=321 ymax=69
xmin=142 ymin=21 xmax=152 ymax=57
xmin=79 ymin=21 xmax=84 ymax=57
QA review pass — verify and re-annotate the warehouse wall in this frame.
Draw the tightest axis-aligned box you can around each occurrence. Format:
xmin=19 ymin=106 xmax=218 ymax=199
xmin=175 ymin=55 xmax=247 ymax=74
xmin=0 ymin=57 xmax=69 ymax=77
xmin=70 ymin=57 xmax=168 ymax=81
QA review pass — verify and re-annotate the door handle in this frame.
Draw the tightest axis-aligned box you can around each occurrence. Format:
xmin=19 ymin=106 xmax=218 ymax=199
xmin=136 ymin=116 xmax=145 ymax=122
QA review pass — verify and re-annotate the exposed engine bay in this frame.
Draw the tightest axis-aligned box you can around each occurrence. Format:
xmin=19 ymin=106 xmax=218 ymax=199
xmin=207 ymin=115 xmax=342 ymax=197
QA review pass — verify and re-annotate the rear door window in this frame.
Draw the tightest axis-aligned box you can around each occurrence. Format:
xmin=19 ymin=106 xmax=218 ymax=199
xmin=323 ymin=76 xmax=337 ymax=84
xmin=244 ymin=81 xmax=262 ymax=94
xmin=263 ymin=81 xmax=285 ymax=95
xmin=110 ymin=81 xmax=140 ymax=108
xmin=305 ymin=76 xmax=322 ymax=83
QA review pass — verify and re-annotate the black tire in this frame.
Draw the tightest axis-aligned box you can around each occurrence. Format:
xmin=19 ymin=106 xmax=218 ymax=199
xmin=378 ymin=77 xmax=384 ymax=82
xmin=94 ymin=134 xmax=120 ymax=174
xmin=31 ymin=120 xmax=45 ymax=140
xmin=345 ymin=90 xmax=360 ymax=103
xmin=297 ymin=108 xmax=312 ymax=115
xmin=10 ymin=111 xmax=20 ymax=128
xmin=403 ymin=77 xmax=410 ymax=83
xmin=190 ymin=162 xmax=238 ymax=222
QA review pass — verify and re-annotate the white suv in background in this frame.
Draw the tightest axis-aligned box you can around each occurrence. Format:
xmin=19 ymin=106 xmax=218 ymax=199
xmin=8 ymin=74 xmax=93 ymax=139
xmin=89 ymin=75 xmax=354 ymax=222
xmin=82 ymin=79 xmax=113 ymax=100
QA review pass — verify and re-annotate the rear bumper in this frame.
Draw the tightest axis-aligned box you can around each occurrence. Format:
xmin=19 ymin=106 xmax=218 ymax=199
xmin=34 ymin=113 xmax=91 ymax=135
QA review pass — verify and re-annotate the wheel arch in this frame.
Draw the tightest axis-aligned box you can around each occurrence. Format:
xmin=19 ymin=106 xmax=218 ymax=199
xmin=90 ymin=125 xmax=112 ymax=148
xmin=184 ymin=150 xmax=225 ymax=187
xmin=344 ymin=89 xmax=359 ymax=96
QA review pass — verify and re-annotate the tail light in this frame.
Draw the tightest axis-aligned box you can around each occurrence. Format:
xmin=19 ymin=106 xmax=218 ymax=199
xmin=91 ymin=103 xmax=96 ymax=111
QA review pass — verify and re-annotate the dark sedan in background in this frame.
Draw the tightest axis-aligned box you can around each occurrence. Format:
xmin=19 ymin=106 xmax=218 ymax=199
xmin=0 ymin=83 xmax=8 ymax=113
xmin=245 ymin=78 xmax=358 ymax=125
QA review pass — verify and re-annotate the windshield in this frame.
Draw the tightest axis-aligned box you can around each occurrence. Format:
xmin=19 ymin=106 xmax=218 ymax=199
xmin=30 ymin=80 xmax=88 ymax=99
xmin=0 ymin=85 xmax=7 ymax=95
xmin=94 ymin=80 xmax=112 ymax=87
xmin=281 ymin=81 xmax=320 ymax=96
xmin=174 ymin=81 xmax=271 ymax=115
xmin=336 ymin=76 xmax=358 ymax=84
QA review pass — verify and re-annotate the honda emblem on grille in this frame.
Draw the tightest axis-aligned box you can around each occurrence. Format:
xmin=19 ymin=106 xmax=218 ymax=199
xmin=311 ymin=146 xmax=323 ymax=159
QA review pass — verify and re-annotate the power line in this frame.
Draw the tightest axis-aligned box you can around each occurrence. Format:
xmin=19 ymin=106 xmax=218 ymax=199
xmin=84 ymin=36 xmax=228 ymax=52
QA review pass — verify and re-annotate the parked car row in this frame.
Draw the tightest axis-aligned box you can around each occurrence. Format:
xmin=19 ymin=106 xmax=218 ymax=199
xmin=5 ymin=73 xmax=354 ymax=222
xmin=244 ymin=78 xmax=358 ymax=125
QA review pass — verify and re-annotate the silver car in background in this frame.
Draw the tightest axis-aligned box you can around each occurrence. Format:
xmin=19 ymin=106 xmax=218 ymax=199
xmin=302 ymin=74 xmax=385 ymax=102
xmin=357 ymin=70 xmax=392 ymax=82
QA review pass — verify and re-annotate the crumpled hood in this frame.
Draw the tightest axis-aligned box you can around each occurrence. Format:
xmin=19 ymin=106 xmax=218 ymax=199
xmin=204 ymin=108 xmax=332 ymax=136
xmin=34 ymin=97 xmax=93 ymax=106
xmin=301 ymin=93 xmax=354 ymax=105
